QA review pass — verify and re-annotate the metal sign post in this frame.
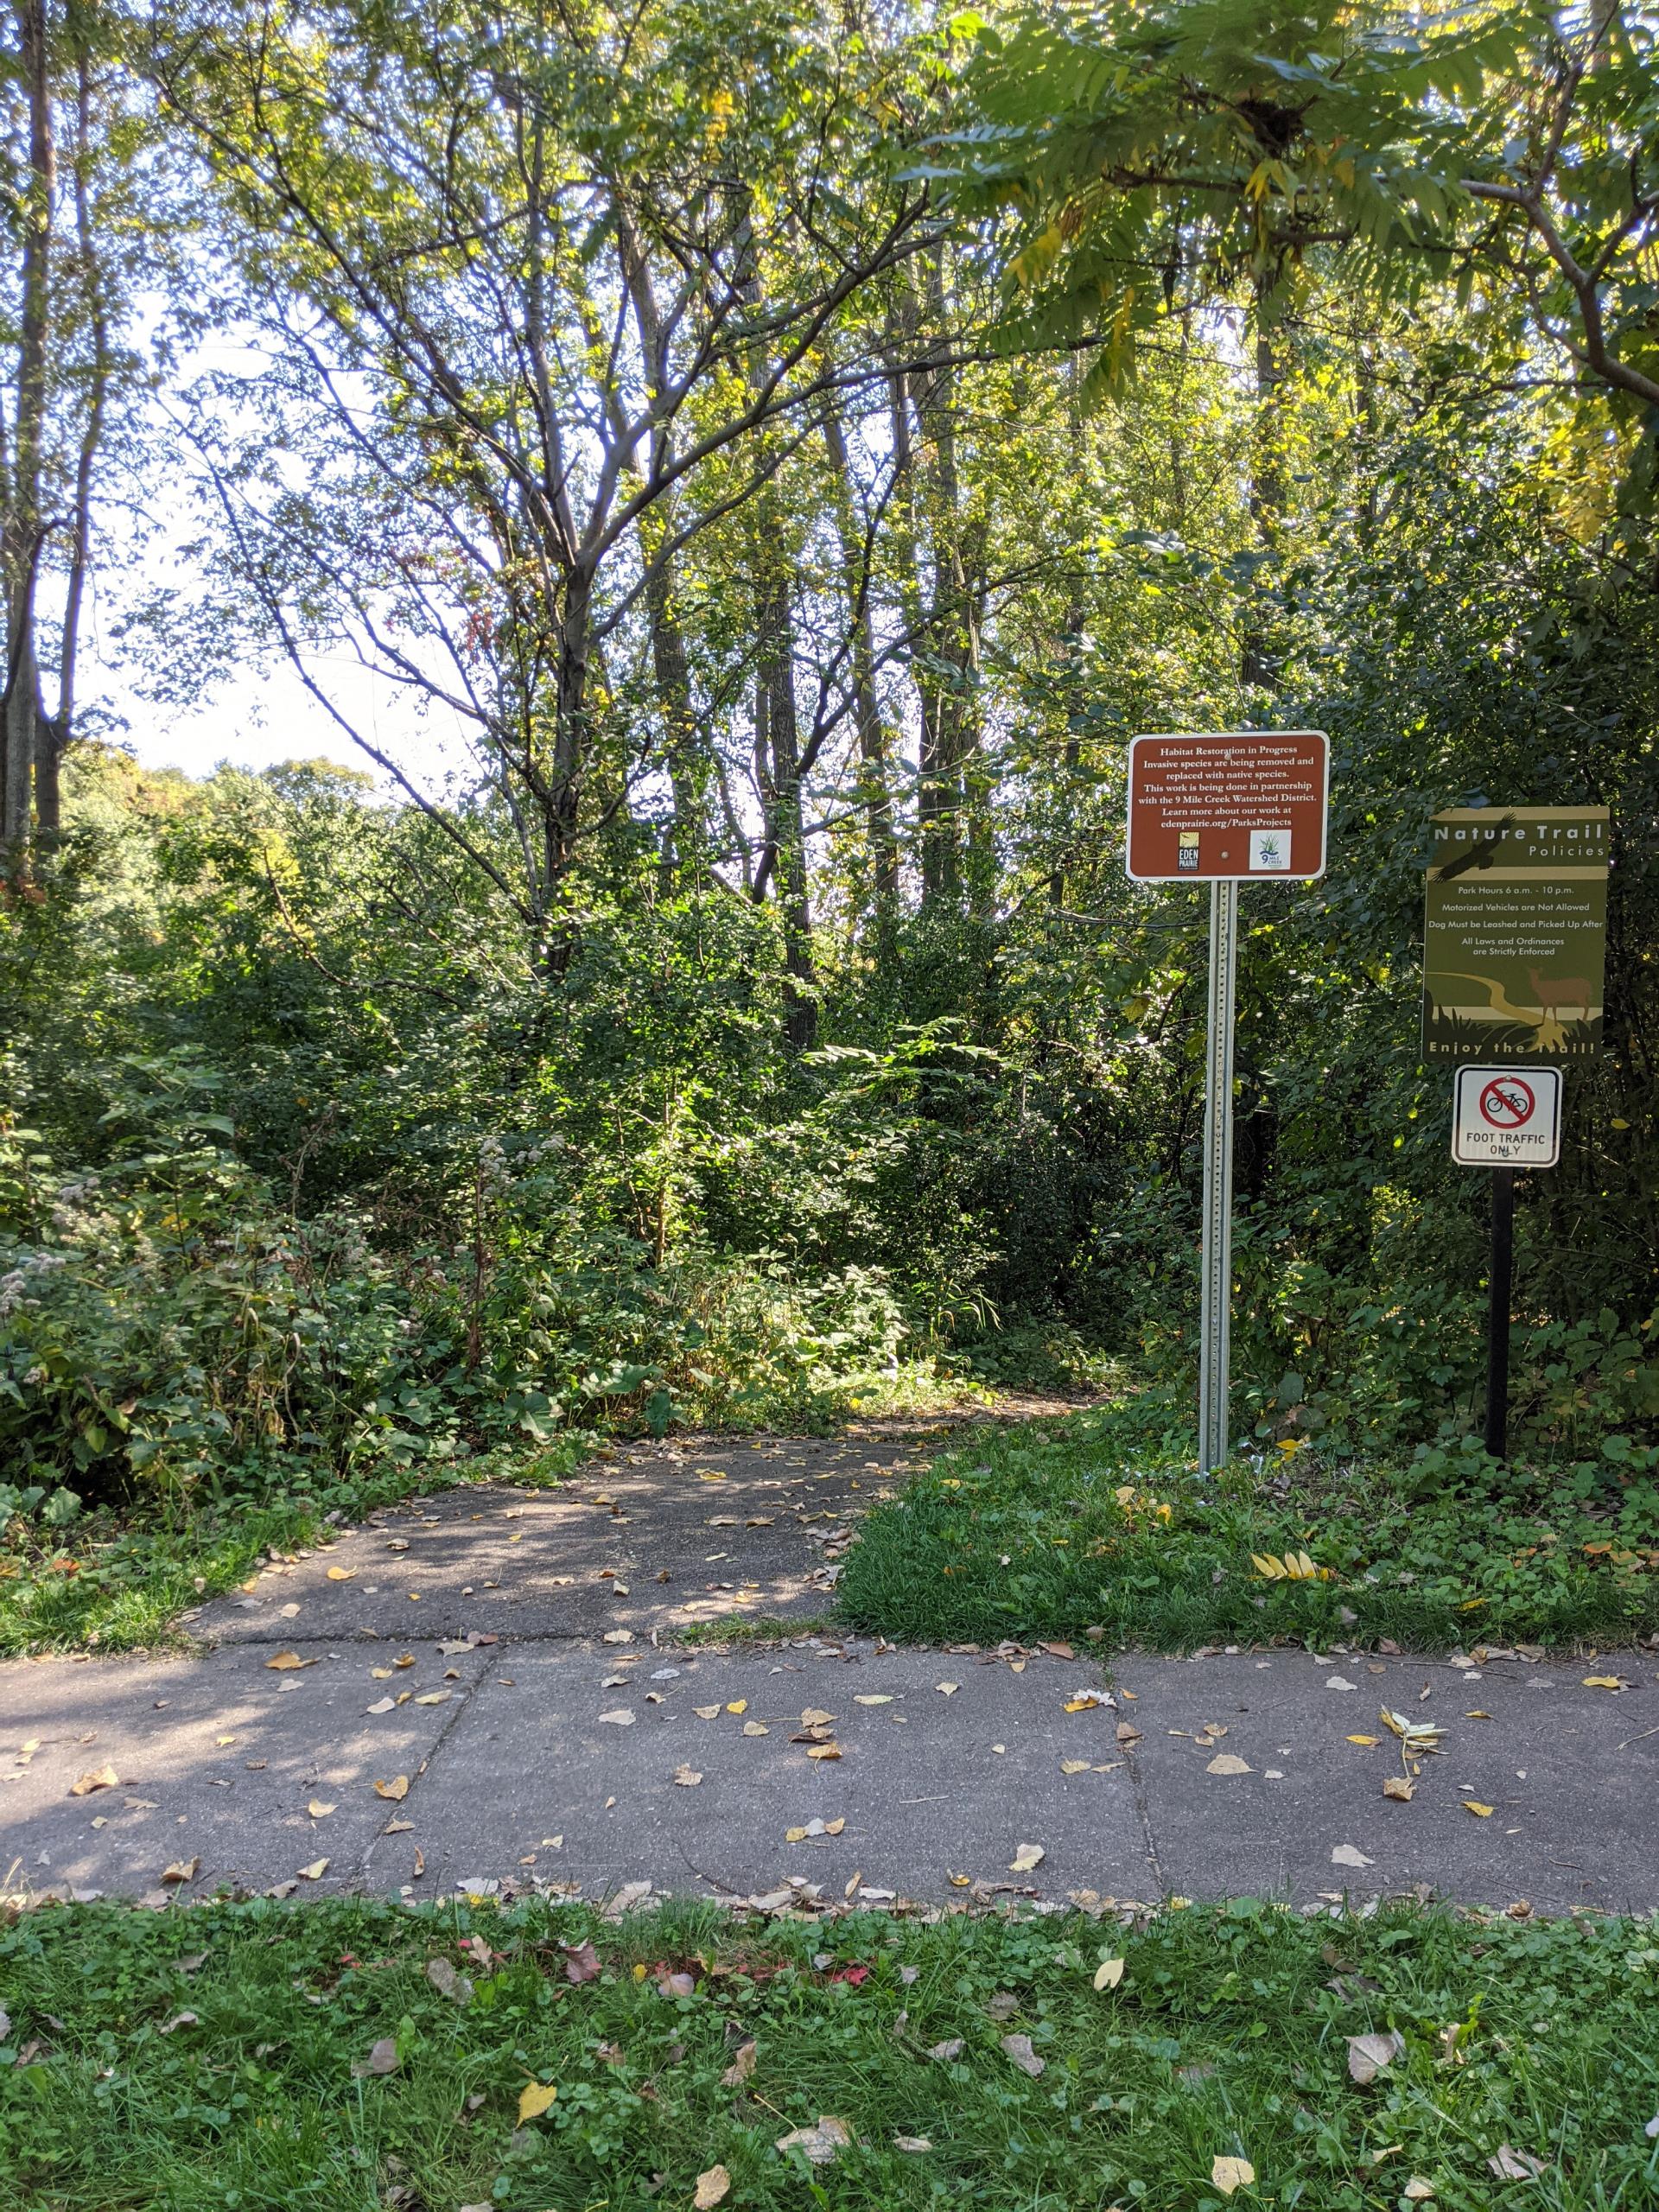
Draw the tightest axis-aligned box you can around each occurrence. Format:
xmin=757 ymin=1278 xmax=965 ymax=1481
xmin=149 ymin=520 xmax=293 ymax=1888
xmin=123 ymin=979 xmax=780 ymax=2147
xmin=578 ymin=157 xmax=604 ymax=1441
xmin=1484 ymin=1166 xmax=1515 ymax=1460
xmin=1198 ymin=879 xmax=1239 ymax=1473
xmin=1125 ymin=730 xmax=1329 ymax=1477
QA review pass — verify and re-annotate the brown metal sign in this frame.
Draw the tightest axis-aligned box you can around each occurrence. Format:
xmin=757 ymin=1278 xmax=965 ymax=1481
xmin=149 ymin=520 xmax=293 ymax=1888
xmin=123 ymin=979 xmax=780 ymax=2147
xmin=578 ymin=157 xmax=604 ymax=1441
xmin=1126 ymin=731 xmax=1329 ymax=882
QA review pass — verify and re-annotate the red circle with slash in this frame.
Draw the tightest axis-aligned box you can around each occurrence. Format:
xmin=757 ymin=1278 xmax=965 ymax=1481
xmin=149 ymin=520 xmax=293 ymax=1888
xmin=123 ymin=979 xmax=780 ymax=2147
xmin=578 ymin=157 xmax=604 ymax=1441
xmin=1478 ymin=1076 xmax=1535 ymax=1129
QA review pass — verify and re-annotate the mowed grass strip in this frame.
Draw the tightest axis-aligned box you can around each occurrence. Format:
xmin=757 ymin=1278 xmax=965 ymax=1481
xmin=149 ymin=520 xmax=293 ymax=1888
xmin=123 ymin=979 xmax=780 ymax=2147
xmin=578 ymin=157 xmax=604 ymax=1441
xmin=834 ymin=1407 xmax=1659 ymax=1652
xmin=3 ymin=1893 xmax=1659 ymax=2210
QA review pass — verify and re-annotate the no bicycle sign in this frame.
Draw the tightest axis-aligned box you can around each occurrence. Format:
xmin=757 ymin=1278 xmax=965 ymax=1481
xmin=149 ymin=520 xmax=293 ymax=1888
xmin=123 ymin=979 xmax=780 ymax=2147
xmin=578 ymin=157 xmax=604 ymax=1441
xmin=1452 ymin=1065 xmax=1562 ymax=1167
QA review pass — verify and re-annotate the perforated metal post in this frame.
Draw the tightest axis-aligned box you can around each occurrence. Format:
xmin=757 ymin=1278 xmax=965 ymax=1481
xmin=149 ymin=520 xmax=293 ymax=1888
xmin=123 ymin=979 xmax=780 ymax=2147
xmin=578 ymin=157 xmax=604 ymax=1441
xmin=1198 ymin=879 xmax=1239 ymax=1474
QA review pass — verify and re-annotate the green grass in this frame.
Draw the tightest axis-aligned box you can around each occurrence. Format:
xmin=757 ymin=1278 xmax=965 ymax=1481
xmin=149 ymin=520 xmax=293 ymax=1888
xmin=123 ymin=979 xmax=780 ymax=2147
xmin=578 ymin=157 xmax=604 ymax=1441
xmin=3 ymin=1893 xmax=1657 ymax=2210
xmin=835 ymin=1401 xmax=1659 ymax=1652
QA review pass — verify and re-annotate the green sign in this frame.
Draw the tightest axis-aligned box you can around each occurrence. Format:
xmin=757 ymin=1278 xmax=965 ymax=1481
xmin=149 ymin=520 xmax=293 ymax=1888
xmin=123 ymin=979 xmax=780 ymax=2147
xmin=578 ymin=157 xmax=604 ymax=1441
xmin=1422 ymin=807 xmax=1609 ymax=1066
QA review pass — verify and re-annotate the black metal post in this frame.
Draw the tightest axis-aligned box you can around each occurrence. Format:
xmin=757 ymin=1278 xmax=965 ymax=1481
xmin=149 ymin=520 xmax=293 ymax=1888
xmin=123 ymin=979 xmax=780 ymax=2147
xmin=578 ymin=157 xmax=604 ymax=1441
xmin=1484 ymin=1166 xmax=1515 ymax=1459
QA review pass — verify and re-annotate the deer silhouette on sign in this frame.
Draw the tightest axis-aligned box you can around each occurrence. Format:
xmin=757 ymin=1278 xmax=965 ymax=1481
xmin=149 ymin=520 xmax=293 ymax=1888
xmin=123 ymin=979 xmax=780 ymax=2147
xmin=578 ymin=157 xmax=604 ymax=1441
xmin=1528 ymin=967 xmax=1593 ymax=1023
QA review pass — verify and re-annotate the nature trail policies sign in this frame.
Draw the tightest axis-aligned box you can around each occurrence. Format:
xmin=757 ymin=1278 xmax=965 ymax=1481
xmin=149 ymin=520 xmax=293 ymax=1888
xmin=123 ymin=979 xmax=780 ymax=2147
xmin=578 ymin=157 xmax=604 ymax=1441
xmin=1422 ymin=807 xmax=1609 ymax=1066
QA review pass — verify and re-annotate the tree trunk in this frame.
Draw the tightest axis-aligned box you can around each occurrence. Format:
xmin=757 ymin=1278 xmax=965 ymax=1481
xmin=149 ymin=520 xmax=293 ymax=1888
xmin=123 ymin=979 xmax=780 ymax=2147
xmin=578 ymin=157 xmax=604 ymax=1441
xmin=2 ymin=0 xmax=54 ymax=869
xmin=754 ymin=575 xmax=816 ymax=1052
xmin=821 ymin=400 xmax=898 ymax=950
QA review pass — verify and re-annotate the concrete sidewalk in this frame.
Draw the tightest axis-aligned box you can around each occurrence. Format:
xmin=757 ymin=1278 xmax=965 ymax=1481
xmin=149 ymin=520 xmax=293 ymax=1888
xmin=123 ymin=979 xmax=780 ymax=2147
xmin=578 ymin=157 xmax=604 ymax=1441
xmin=3 ymin=1422 xmax=1656 ymax=1918
xmin=5 ymin=1633 xmax=1654 ymax=1917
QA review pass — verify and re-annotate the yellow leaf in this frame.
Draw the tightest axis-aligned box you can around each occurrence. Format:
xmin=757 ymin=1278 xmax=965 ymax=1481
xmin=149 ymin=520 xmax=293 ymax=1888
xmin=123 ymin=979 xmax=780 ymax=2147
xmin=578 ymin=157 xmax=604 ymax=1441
xmin=726 ymin=1700 xmax=748 ymax=1715
xmin=1582 ymin=1675 xmax=1622 ymax=1689
xmin=297 ymin=1858 xmax=329 ymax=1880
xmin=785 ymin=1826 xmax=809 ymax=1844
xmin=1064 ymin=1695 xmax=1101 ymax=1713
xmin=264 ymin=1651 xmax=314 ymax=1671
xmin=1346 ymin=1734 xmax=1380 ymax=1746
xmin=69 ymin=1765 xmax=119 ymax=1796
xmin=1060 ymin=1759 xmax=1090 ymax=1775
xmin=1462 ymin=1800 xmax=1494 ymax=1818
xmin=160 ymin=1857 xmax=199 ymax=1884
xmin=854 ymin=1694 xmax=893 ymax=1706
xmin=742 ymin=1720 xmax=769 ymax=1737
xmin=1008 ymin=1842 xmax=1045 ymax=1873
xmin=517 ymin=2080 xmax=558 ymax=2124
xmin=1251 ymin=1553 xmax=1286 ymax=1580
xmin=824 ymin=1817 xmax=846 ymax=1836
xmin=1295 ymin=1551 xmax=1318 ymax=1580
xmin=1093 ymin=1957 xmax=1125 ymax=1990
xmin=326 ymin=1567 xmax=355 ymax=1582
xmin=1383 ymin=1777 xmax=1414 ymax=1801
xmin=948 ymin=1872 xmax=971 ymax=1887
xmin=307 ymin=1799 xmax=335 ymax=1818
xmin=1212 ymin=2154 xmax=1256 ymax=2195
xmin=374 ymin=1776 xmax=410 ymax=1802
xmin=694 ymin=2165 xmax=731 ymax=2209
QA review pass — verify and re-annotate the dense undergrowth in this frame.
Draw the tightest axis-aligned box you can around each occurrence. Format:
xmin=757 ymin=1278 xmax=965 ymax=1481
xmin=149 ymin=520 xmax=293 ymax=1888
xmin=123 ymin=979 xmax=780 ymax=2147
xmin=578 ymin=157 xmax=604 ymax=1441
xmin=836 ymin=1399 xmax=1659 ymax=1652
xmin=3 ymin=1891 xmax=1658 ymax=2211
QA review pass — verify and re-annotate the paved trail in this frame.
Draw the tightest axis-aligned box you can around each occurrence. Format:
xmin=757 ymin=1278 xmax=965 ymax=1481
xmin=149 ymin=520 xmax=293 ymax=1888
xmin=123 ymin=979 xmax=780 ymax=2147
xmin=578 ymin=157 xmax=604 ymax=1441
xmin=3 ymin=1420 xmax=1656 ymax=1917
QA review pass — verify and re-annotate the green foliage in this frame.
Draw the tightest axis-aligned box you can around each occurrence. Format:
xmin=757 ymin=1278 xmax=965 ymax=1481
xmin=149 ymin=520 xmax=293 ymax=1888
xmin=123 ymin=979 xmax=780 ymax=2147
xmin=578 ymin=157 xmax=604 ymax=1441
xmin=3 ymin=1892 xmax=1659 ymax=2210
xmin=836 ymin=1398 xmax=1659 ymax=1650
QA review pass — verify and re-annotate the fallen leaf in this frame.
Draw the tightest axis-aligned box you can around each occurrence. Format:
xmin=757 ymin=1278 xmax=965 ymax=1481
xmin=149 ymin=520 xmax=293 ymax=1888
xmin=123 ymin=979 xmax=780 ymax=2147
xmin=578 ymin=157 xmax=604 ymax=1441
xmin=1116 ymin=1721 xmax=1142 ymax=1744
xmin=800 ymin=1707 xmax=835 ymax=1726
xmin=854 ymin=1694 xmax=893 ymax=1706
xmin=1403 ymin=2183 xmax=1435 ymax=2202
xmin=518 ymin=2079 xmax=558 ymax=2123
xmin=936 ymin=1681 xmax=958 ymax=1695
xmin=413 ymin=1691 xmax=451 ymax=1707
xmin=805 ymin=1742 xmax=842 ymax=1761
xmin=1465 ymin=1710 xmax=1491 ymax=1719
xmin=296 ymin=1858 xmax=329 ymax=1881
xmin=1382 ymin=1777 xmax=1414 ymax=1802
xmin=563 ymin=1941 xmax=601 ymax=1983
xmin=156 ymin=2011 xmax=198 ymax=2034
xmin=1064 ymin=1695 xmax=1101 ymax=1713
xmin=1211 ymin=2154 xmax=1256 ymax=2196
xmin=598 ymin=1709 xmax=636 ymax=1726
xmin=374 ymin=1776 xmax=410 ymax=1802
xmin=726 ymin=1700 xmax=748 ymax=1715
xmin=1347 ymin=1734 xmax=1381 ymax=1747
xmin=1346 ymin=2031 xmax=1405 ymax=2085
xmin=353 ymin=2037 xmax=399 ymax=2077
xmin=1331 ymin=1844 xmax=1374 ymax=1869
xmin=160 ymin=1858 xmax=199 ymax=1884
xmin=694 ymin=1704 xmax=721 ymax=1719
xmin=742 ymin=1720 xmax=769 ymax=1736
xmin=894 ymin=2135 xmax=932 ymax=2152
xmin=927 ymin=2037 xmax=964 ymax=2061
xmin=383 ymin=1818 xmax=413 ymax=1834
xmin=264 ymin=1652 xmax=314 ymax=1671
xmin=824 ymin=1817 xmax=846 ymax=1836
xmin=306 ymin=1798 xmax=337 ymax=1819
xmin=1487 ymin=2146 xmax=1546 ymax=2180
xmin=326 ymin=1566 xmax=355 ymax=1582
xmin=1001 ymin=2031 xmax=1045 ymax=2077
xmin=1060 ymin=1759 xmax=1090 ymax=1775
xmin=673 ymin=1764 xmax=702 ymax=1787
xmin=602 ymin=1629 xmax=634 ymax=1645
xmin=1093 ymin=1958 xmax=1125 ymax=1991
xmin=721 ymin=2039 xmax=757 ymax=2087
xmin=775 ymin=2115 xmax=854 ymax=2164
xmin=694 ymin=2165 xmax=731 ymax=2209
xmin=1462 ymin=1801 xmax=1494 ymax=1818
xmin=69 ymin=1765 xmax=118 ymax=1796
xmin=1008 ymin=1843 xmax=1045 ymax=1873
xmin=1582 ymin=1675 xmax=1623 ymax=1690
xmin=365 ymin=1697 xmax=396 ymax=1714
xmin=426 ymin=1957 xmax=473 ymax=2004
xmin=1206 ymin=1754 xmax=1253 ymax=1777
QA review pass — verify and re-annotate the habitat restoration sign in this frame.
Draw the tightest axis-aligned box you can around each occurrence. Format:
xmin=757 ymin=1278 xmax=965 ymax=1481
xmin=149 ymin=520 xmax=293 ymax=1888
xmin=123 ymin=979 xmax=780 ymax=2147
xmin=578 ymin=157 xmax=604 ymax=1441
xmin=1422 ymin=807 xmax=1609 ymax=1066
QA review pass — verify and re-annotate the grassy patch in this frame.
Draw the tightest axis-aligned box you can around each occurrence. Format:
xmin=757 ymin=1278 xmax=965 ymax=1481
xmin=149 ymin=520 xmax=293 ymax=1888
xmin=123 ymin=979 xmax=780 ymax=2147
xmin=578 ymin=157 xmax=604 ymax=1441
xmin=3 ymin=1893 xmax=1657 ymax=2210
xmin=835 ymin=1401 xmax=1659 ymax=1652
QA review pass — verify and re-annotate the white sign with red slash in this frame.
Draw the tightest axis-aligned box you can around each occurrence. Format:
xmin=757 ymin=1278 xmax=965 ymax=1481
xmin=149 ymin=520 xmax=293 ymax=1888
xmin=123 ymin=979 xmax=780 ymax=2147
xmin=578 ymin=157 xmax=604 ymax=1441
xmin=1452 ymin=1065 xmax=1562 ymax=1166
